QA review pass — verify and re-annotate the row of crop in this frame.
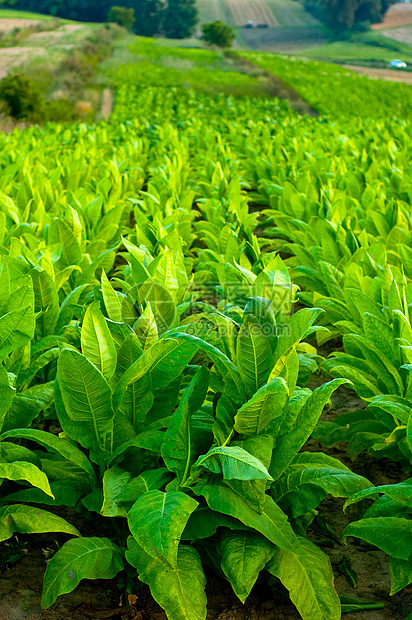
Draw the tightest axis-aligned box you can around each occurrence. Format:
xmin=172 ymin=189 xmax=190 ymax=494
xmin=241 ymin=51 xmax=412 ymax=119
xmin=0 ymin=87 xmax=410 ymax=618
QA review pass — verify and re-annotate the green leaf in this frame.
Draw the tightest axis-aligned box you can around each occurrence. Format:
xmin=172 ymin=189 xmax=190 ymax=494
xmin=339 ymin=596 xmax=384 ymax=612
xmin=101 ymin=467 xmax=131 ymax=517
xmin=2 ymin=382 xmax=54 ymax=432
xmin=0 ymin=505 xmax=79 ymax=543
xmin=48 ymin=218 xmax=82 ymax=268
xmin=134 ymin=303 xmax=158 ymax=350
xmin=270 ymin=379 xmax=349 ymax=481
xmin=41 ymin=537 xmax=123 ymax=609
xmin=272 ymin=465 xmax=371 ymax=519
xmin=118 ymin=468 xmax=172 ymax=508
xmin=344 ymin=480 xmax=412 ymax=510
xmin=0 ymin=461 xmax=53 ymax=497
xmin=0 ymin=364 xmax=15 ymax=432
xmin=161 ymin=366 xmax=209 ymax=484
xmin=57 ymin=349 xmax=114 ymax=462
xmin=236 ymin=315 xmax=272 ymax=393
xmin=266 ymin=537 xmax=341 ymax=620
xmin=126 ymin=537 xmax=207 ymax=620
xmin=234 ymin=377 xmax=288 ymax=436
xmin=192 ymin=446 xmax=273 ymax=481
xmin=0 ymin=428 xmax=96 ymax=483
xmin=219 ymin=530 xmax=275 ymax=603
xmin=389 ymin=558 xmax=412 ymax=595
xmin=195 ymin=484 xmax=300 ymax=551
xmin=268 ymin=308 xmax=324 ymax=382
xmin=128 ymin=490 xmax=198 ymax=568
xmin=108 ymin=430 xmax=165 ymax=465
xmin=182 ymin=507 xmax=248 ymax=541
xmin=101 ymin=270 xmax=122 ymax=322
xmin=0 ymin=303 xmax=35 ymax=362
xmin=29 ymin=268 xmax=59 ymax=338
xmin=343 ymin=518 xmax=412 ymax=561
xmin=81 ymin=301 xmax=117 ymax=382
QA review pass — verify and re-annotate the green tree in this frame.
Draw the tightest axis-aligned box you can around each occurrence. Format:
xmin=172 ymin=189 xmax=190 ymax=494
xmin=134 ymin=0 xmax=165 ymax=36
xmin=162 ymin=0 xmax=198 ymax=39
xmin=201 ymin=20 xmax=235 ymax=49
xmin=0 ymin=72 xmax=44 ymax=120
xmin=305 ymin=0 xmax=396 ymax=33
xmin=107 ymin=6 xmax=136 ymax=30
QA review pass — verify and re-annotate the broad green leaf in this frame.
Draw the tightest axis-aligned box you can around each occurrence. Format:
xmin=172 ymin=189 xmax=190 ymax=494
xmin=0 ymin=428 xmax=96 ymax=483
xmin=41 ymin=537 xmax=123 ymax=609
xmin=57 ymin=349 xmax=114 ymax=462
xmin=101 ymin=466 xmax=131 ymax=517
xmin=272 ymin=466 xmax=371 ymax=518
xmin=390 ymin=558 xmax=412 ymax=595
xmin=126 ymin=537 xmax=207 ymax=620
xmin=81 ymin=301 xmax=117 ymax=382
xmin=128 ymin=490 xmax=198 ymax=568
xmin=134 ymin=303 xmax=158 ymax=350
xmin=0 ymin=461 xmax=53 ymax=497
xmin=171 ymin=332 xmax=245 ymax=404
xmin=270 ymin=379 xmax=349 ymax=481
xmin=344 ymin=480 xmax=412 ymax=510
xmin=195 ymin=484 xmax=300 ymax=551
xmin=0 ymin=505 xmax=79 ymax=543
xmin=182 ymin=507 xmax=248 ymax=541
xmin=192 ymin=446 xmax=272 ymax=481
xmin=101 ymin=270 xmax=122 ymax=322
xmin=0 ymin=365 xmax=15 ymax=432
xmin=343 ymin=518 xmax=412 ymax=561
xmin=226 ymin=434 xmax=274 ymax=513
xmin=162 ymin=365 xmax=209 ymax=484
xmin=2 ymin=382 xmax=54 ymax=433
xmin=0 ymin=304 xmax=36 ymax=362
xmin=108 ymin=430 xmax=165 ymax=465
xmin=29 ymin=268 xmax=59 ymax=338
xmin=266 ymin=537 xmax=341 ymax=620
xmin=268 ymin=308 xmax=324 ymax=382
xmin=234 ymin=377 xmax=288 ymax=436
xmin=118 ymin=468 xmax=172 ymax=508
xmin=48 ymin=218 xmax=82 ymax=268
xmin=219 ymin=530 xmax=275 ymax=603
xmin=236 ymin=315 xmax=272 ymax=393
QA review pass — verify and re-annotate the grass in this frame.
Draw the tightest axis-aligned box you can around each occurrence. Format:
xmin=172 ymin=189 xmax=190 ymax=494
xmin=301 ymin=40 xmax=412 ymax=65
xmin=0 ymin=8 xmax=76 ymax=24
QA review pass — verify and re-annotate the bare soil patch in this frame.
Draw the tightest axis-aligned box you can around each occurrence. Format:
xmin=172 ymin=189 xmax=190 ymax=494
xmin=0 ymin=18 xmax=41 ymax=34
xmin=342 ymin=64 xmax=412 ymax=84
xmin=372 ymin=4 xmax=412 ymax=30
xmin=0 ymin=47 xmax=44 ymax=79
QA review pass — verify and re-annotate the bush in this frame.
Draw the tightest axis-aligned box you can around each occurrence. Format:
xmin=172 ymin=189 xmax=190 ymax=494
xmin=107 ymin=6 xmax=135 ymax=30
xmin=201 ymin=21 xmax=235 ymax=49
xmin=0 ymin=72 xmax=44 ymax=120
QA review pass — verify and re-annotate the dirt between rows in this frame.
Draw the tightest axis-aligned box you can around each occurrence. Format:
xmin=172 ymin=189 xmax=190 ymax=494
xmin=0 ymin=382 xmax=411 ymax=620
xmin=341 ymin=64 xmax=412 ymax=84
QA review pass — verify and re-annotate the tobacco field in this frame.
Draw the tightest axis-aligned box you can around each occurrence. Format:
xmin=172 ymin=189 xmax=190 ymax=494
xmin=0 ymin=54 xmax=411 ymax=620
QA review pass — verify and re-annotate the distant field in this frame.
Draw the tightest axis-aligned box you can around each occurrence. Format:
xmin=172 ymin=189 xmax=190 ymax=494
xmin=380 ymin=25 xmax=412 ymax=47
xmin=0 ymin=8 xmax=76 ymax=24
xmin=302 ymin=40 xmax=412 ymax=65
xmin=372 ymin=3 xmax=412 ymax=29
xmin=240 ymin=26 xmax=328 ymax=51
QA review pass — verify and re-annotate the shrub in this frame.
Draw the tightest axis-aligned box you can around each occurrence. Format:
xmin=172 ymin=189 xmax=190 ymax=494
xmin=107 ymin=6 xmax=135 ymax=31
xmin=201 ymin=21 xmax=235 ymax=49
xmin=0 ymin=72 xmax=44 ymax=120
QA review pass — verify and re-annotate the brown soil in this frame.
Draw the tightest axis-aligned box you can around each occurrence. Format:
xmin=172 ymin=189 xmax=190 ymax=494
xmin=0 ymin=18 xmax=41 ymax=34
xmin=372 ymin=4 xmax=412 ymax=30
xmin=0 ymin=47 xmax=44 ymax=79
xmin=101 ymin=88 xmax=113 ymax=121
xmin=341 ymin=64 xmax=412 ymax=84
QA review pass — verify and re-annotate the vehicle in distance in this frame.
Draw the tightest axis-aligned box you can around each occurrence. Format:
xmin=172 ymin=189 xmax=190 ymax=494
xmin=389 ymin=59 xmax=407 ymax=68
